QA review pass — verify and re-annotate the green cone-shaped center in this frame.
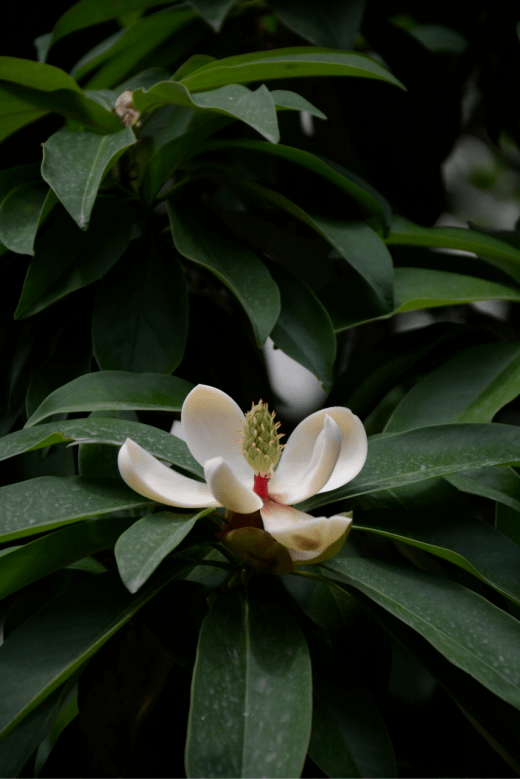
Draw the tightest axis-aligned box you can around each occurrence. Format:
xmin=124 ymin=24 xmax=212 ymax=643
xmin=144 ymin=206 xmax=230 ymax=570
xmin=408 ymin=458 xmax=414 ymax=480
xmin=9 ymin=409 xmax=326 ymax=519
xmin=242 ymin=400 xmax=284 ymax=476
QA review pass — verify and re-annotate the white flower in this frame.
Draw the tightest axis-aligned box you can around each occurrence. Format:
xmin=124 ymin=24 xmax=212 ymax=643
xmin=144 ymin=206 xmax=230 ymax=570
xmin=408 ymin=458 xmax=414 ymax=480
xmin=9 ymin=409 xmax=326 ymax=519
xmin=118 ymin=384 xmax=367 ymax=563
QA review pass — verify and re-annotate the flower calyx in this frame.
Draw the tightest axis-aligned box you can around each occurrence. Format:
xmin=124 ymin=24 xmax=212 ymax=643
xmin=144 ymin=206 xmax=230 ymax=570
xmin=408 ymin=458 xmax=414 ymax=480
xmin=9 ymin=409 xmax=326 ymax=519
xmin=241 ymin=400 xmax=284 ymax=476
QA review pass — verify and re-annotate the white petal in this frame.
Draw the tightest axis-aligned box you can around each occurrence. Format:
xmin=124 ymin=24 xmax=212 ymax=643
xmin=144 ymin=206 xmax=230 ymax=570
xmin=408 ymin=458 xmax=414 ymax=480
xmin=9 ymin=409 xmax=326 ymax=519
xmin=269 ymin=415 xmax=341 ymax=504
xmin=118 ymin=438 xmax=219 ymax=508
xmin=204 ymin=457 xmax=263 ymax=514
xmin=181 ymin=384 xmax=253 ymax=485
xmin=260 ymin=500 xmax=352 ymax=555
xmin=170 ymin=419 xmax=186 ymax=441
xmin=270 ymin=406 xmax=367 ymax=497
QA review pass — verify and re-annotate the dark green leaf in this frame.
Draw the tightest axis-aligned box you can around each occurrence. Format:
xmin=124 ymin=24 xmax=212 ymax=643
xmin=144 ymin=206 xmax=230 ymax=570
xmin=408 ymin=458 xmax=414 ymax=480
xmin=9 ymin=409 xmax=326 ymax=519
xmin=185 ymin=587 xmax=312 ymax=777
xmin=354 ymin=509 xmax=520 ymax=607
xmin=134 ymin=82 xmax=279 ymax=143
xmin=0 ymin=568 xmax=180 ymax=739
xmin=301 ymin=423 xmax=520 ymax=510
xmin=0 ymin=57 xmax=122 ymax=140
xmin=0 ymin=417 xmax=202 ymax=477
xmin=25 ymin=371 xmax=192 ymax=426
xmin=446 ymin=467 xmax=520 ymax=514
xmin=0 ymin=477 xmax=153 ymax=543
xmin=180 ymin=47 xmax=405 ymax=92
xmin=41 ymin=127 xmax=135 ymax=229
xmin=385 ymin=342 xmax=520 ymax=432
xmin=14 ymin=199 xmax=135 ymax=319
xmin=115 ymin=509 xmax=214 ymax=593
xmin=272 ymin=0 xmax=365 ymax=51
xmin=92 ymin=238 xmax=188 ymax=373
xmin=0 ymin=516 xmax=133 ymax=599
xmin=0 ymin=182 xmax=56 ymax=256
xmin=168 ymin=198 xmax=280 ymax=346
xmin=496 ymin=503 xmax=520 ymax=548
xmin=201 ymin=139 xmax=391 ymax=228
xmin=270 ymin=265 xmax=336 ymax=391
xmin=322 ymin=556 xmax=520 ymax=710
xmin=187 ymin=0 xmax=237 ymax=31
xmin=309 ymin=641 xmax=396 ymax=778
xmin=270 ymin=89 xmax=327 ymax=119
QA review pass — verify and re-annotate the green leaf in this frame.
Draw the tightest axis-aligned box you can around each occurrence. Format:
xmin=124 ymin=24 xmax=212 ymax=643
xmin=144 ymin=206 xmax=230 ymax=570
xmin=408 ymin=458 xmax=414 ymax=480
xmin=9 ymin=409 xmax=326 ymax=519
xmin=92 ymin=238 xmax=188 ymax=373
xmin=187 ymin=0 xmax=237 ymax=31
xmin=354 ymin=509 xmax=520 ymax=607
xmin=0 ymin=416 xmax=202 ymax=478
xmin=200 ymin=139 xmax=391 ymax=228
xmin=322 ymin=556 xmax=520 ymax=711
xmin=321 ymin=267 xmax=520 ymax=331
xmin=25 ymin=371 xmax=193 ymax=427
xmin=50 ymin=0 xmax=175 ymax=46
xmin=0 ymin=516 xmax=133 ymax=599
xmin=301 ymin=423 xmax=520 ymax=510
xmin=269 ymin=265 xmax=336 ymax=391
xmin=496 ymin=503 xmax=520 ymax=548
xmin=214 ymin=175 xmax=394 ymax=309
xmin=272 ymin=0 xmax=365 ymax=51
xmin=309 ymin=641 xmax=396 ymax=778
xmin=446 ymin=467 xmax=520 ymax=514
xmin=115 ymin=509 xmax=214 ymax=593
xmin=134 ymin=82 xmax=280 ymax=143
xmin=270 ymin=89 xmax=327 ymax=119
xmin=142 ymin=114 xmax=230 ymax=205
xmin=180 ymin=47 xmax=405 ymax=92
xmin=167 ymin=198 xmax=280 ymax=346
xmin=185 ymin=586 xmax=312 ymax=778
xmin=0 ymin=568 xmax=180 ymax=740
xmin=385 ymin=342 xmax=520 ymax=432
xmin=0 ymin=57 xmax=122 ymax=140
xmin=14 ymin=199 xmax=134 ymax=319
xmin=0 ymin=477 xmax=153 ymax=543
xmin=82 ymin=6 xmax=198 ymax=89
xmin=386 ymin=215 xmax=520 ymax=275
xmin=41 ymin=127 xmax=135 ymax=229
xmin=0 ymin=182 xmax=56 ymax=256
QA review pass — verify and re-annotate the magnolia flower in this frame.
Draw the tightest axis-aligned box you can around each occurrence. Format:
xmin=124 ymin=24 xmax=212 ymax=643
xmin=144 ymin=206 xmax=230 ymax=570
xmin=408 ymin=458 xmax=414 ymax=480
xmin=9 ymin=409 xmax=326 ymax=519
xmin=118 ymin=385 xmax=367 ymax=566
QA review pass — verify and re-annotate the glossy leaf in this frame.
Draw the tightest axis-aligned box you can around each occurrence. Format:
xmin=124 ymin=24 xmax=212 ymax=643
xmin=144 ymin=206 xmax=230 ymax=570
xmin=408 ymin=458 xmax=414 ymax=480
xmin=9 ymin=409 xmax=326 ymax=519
xmin=0 ymin=182 xmax=56 ymax=255
xmin=215 ymin=175 xmax=394 ymax=309
xmin=115 ymin=509 xmax=214 ymax=593
xmin=322 ymin=556 xmax=520 ymax=710
xmin=134 ymin=82 xmax=280 ymax=143
xmin=187 ymin=0 xmax=237 ymax=31
xmin=271 ymin=0 xmax=365 ymax=51
xmin=50 ymin=0 xmax=175 ymax=45
xmin=0 ymin=568 xmax=181 ymax=740
xmin=25 ymin=371 xmax=193 ymax=427
xmin=92 ymin=238 xmax=188 ymax=373
xmin=185 ymin=586 xmax=312 ymax=778
xmin=0 ymin=57 xmax=122 ymax=141
xmin=0 ymin=417 xmax=202 ymax=477
xmin=201 ymin=139 xmax=391 ymax=228
xmin=41 ymin=127 xmax=135 ymax=229
xmin=446 ymin=467 xmax=520 ymax=514
xmin=496 ymin=503 xmax=520 ymax=548
xmin=270 ymin=89 xmax=327 ymax=119
xmin=180 ymin=47 xmax=405 ymax=92
xmin=0 ymin=516 xmax=133 ymax=599
xmin=353 ymin=509 xmax=520 ymax=607
xmin=309 ymin=641 xmax=396 ymax=778
xmin=168 ymin=198 xmax=280 ymax=346
xmin=0 ymin=477 xmax=153 ymax=543
xmin=386 ymin=342 xmax=520 ymax=432
xmin=269 ymin=265 xmax=336 ymax=391
xmin=321 ymin=267 xmax=520 ymax=331
xmin=301 ymin=423 xmax=520 ymax=510
xmin=14 ymin=199 xmax=134 ymax=319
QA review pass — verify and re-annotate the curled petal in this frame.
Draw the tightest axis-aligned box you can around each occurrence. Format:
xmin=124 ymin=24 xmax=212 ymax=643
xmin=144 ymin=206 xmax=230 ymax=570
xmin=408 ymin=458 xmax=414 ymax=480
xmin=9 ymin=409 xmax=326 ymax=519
xmin=181 ymin=384 xmax=253 ymax=485
xmin=118 ymin=438 xmax=219 ymax=508
xmin=269 ymin=415 xmax=341 ymax=504
xmin=204 ymin=457 xmax=263 ymax=514
xmin=271 ymin=406 xmax=367 ymax=497
xmin=260 ymin=500 xmax=352 ymax=557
